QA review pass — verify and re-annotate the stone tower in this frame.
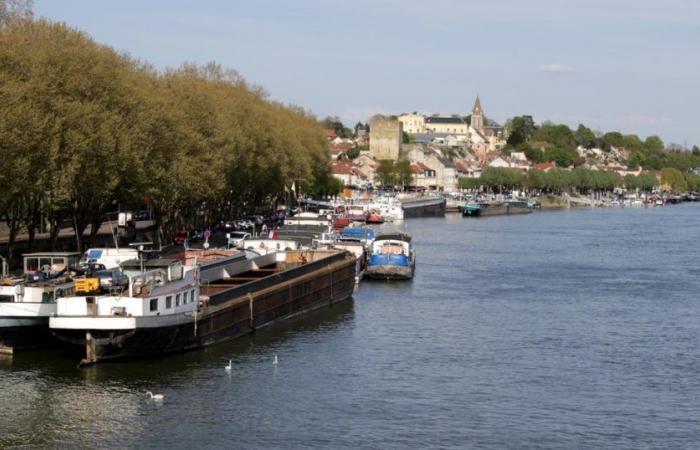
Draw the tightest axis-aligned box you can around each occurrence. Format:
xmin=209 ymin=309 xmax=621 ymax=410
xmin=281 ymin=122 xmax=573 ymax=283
xmin=369 ymin=115 xmax=402 ymax=161
xmin=471 ymin=95 xmax=484 ymax=132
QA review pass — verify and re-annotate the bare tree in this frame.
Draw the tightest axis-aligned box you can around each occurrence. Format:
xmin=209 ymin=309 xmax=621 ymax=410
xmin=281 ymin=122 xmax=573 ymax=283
xmin=0 ymin=0 xmax=33 ymax=26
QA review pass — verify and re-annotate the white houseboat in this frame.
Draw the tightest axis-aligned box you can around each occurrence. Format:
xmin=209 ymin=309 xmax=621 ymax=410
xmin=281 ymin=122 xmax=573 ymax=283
xmin=49 ymin=248 xmax=356 ymax=365
xmin=0 ymin=252 xmax=80 ymax=353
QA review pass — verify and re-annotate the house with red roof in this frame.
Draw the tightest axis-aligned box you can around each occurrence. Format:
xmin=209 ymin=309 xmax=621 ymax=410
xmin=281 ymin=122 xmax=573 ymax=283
xmin=330 ymin=161 xmax=367 ymax=186
xmin=534 ymin=162 xmax=556 ymax=172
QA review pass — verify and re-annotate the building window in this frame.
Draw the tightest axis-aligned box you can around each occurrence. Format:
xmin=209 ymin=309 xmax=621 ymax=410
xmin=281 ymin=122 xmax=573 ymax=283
xmin=166 ymin=296 xmax=172 ymax=309
xmin=149 ymin=298 xmax=158 ymax=312
xmin=183 ymin=291 xmax=188 ymax=304
xmin=176 ymin=293 xmax=181 ymax=306
xmin=191 ymin=289 xmax=196 ymax=304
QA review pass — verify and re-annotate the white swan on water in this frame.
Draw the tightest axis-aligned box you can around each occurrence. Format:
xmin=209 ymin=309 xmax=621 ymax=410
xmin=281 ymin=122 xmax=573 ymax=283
xmin=273 ymin=355 xmax=278 ymax=366
xmin=225 ymin=360 xmax=232 ymax=372
xmin=146 ymin=391 xmax=164 ymax=401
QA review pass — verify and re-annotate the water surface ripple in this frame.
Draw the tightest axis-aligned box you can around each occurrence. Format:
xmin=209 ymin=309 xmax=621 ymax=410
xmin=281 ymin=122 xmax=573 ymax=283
xmin=2 ymin=205 xmax=700 ymax=448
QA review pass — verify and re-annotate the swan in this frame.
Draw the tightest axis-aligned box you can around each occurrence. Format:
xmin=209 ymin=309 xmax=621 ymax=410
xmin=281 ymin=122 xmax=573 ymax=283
xmin=146 ymin=391 xmax=164 ymax=401
xmin=273 ymin=355 xmax=278 ymax=366
xmin=225 ymin=360 xmax=232 ymax=372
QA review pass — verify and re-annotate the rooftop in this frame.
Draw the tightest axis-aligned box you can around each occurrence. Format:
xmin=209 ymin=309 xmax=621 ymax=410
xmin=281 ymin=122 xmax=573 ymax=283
xmin=425 ymin=117 xmax=465 ymax=125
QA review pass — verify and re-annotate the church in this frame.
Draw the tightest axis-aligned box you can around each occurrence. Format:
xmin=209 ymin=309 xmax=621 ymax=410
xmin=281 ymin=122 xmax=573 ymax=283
xmin=467 ymin=96 xmax=506 ymax=159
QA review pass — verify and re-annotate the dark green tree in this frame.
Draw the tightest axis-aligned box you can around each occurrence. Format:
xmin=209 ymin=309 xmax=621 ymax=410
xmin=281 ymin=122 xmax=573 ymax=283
xmin=575 ymin=124 xmax=597 ymax=149
xmin=506 ymin=115 xmax=536 ymax=147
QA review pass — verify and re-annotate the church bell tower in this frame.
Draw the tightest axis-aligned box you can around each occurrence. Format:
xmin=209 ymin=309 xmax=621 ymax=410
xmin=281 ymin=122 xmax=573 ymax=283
xmin=471 ymin=95 xmax=484 ymax=132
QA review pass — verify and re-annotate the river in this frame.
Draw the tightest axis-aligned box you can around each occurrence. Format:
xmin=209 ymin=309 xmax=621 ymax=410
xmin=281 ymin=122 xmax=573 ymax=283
xmin=2 ymin=205 xmax=700 ymax=448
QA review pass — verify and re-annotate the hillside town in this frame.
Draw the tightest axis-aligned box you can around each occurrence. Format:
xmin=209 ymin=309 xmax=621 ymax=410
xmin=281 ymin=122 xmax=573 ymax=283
xmin=328 ymin=96 xmax=697 ymax=194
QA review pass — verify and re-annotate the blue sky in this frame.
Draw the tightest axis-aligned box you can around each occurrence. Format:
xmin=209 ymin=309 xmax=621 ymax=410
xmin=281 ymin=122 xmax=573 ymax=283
xmin=35 ymin=0 xmax=700 ymax=146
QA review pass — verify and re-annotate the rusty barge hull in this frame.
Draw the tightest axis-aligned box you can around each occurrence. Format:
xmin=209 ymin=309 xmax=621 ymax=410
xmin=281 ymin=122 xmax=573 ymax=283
xmin=53 ymin=251 xmax=356 ymax=365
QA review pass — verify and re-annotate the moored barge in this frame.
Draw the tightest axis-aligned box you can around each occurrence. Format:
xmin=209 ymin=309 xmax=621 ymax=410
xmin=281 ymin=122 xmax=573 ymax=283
xmin=462 ymin=201 xmax=532 ymax=217
xmin=49 ymin=249 xmax=356 ymax=365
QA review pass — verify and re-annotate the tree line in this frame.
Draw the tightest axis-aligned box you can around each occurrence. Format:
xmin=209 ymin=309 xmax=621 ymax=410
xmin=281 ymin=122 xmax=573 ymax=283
xmin=505 ymin=116 xmax=700 ymax=172
xmin=458 ymin=167 xmax=697 ymax=195
xmin=375 ymin=160 xmax=414 ymax=189
xmin=0 ymin=17 xmax=331 ymax=263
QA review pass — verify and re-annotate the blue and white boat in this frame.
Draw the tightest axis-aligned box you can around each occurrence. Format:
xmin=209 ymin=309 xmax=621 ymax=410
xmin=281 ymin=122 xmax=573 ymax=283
xmin=365 ymin=232 xmax=415 ymax=280
xmin=341 ymin=227 xmax=375 ymax=246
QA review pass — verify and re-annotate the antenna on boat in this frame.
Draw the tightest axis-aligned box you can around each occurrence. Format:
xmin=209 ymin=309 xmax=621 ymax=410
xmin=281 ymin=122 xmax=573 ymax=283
xmin=107 ymin=215 xmax=119 ymax=250
xmin=129 ymin=242 xmax=153 ymax=273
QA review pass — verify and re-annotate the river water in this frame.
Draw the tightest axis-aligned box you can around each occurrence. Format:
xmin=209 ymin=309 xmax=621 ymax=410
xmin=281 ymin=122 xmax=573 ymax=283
xmin=2 ymin=205 xmax=700 ymax=448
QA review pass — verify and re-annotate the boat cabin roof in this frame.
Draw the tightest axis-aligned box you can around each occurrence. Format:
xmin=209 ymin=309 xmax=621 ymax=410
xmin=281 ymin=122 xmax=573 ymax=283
xmin=23 ymin=252 xmax=81 ymax=258
xmin=374 ymin=232 xmax=411 ymax=243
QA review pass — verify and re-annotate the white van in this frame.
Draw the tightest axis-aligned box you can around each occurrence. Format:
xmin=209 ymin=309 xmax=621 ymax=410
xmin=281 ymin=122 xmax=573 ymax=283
xmin=80 ymin=248 xmax=139 ymax=269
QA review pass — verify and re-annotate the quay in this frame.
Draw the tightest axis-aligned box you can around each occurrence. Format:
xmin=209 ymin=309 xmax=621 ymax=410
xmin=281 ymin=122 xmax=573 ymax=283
xmin=400 ymin=197 xmax=446 ymax=218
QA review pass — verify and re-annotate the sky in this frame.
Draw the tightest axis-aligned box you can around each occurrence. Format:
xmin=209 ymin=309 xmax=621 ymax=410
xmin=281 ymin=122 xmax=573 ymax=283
xmin=35 ymin=0 xmax=700 ymax=146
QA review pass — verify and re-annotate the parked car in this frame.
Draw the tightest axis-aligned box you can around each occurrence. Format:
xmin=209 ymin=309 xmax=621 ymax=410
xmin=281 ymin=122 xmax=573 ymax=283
xmin=189 ymin=229 xmax=204 ymax=242
xmin=246 ymin=215 xmax=264 ymax=226
xmin=214 ymin=220 xmax=236 ymax=232
xmin=173 ymin=229 xmax=189 ymax=245
xmin=226 ymin=231 xmax=250 ymax=249
xmin=235 ymin=219 xmax=254 ymax=231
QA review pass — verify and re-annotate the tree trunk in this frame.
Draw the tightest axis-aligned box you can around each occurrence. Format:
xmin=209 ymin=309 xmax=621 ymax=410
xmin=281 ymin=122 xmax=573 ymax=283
xmin=73 ymin=217 xmax=88 ymax=254
xmin=89 ymin=216 xmax=102 ymax=248
xmin=6 ymin=217 xmax=21 ymax=271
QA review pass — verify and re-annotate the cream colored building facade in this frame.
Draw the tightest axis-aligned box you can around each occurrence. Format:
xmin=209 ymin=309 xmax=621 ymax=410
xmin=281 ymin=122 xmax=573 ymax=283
xmin=398 ymin=113 xmax=425 ymax=134
xmin=424 ymin=117 xmax=468 ymax=135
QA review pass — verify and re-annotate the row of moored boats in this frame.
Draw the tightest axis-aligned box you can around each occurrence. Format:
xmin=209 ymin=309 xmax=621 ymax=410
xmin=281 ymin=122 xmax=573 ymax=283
xmin=0 ymin=211 xmax=415 ymax=365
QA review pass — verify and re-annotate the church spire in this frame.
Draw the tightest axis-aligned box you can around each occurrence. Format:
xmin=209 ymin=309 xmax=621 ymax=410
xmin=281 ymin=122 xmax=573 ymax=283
xmin=472 ymin=94 xmax=482 ymax=115
xmin=471 ymin=95 xmax=484 ymax=132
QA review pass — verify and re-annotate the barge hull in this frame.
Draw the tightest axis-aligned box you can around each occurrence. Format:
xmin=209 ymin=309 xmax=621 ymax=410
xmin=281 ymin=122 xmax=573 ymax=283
xmin=365 ymin=264 xmax=414 ymax=280
xmin=463 ymin=204 xmax=533 ymax=217
xmin=0 ymin=318 xmax=53 ymax=353
xmin=52 ymin=252 xmax=356 ymax=365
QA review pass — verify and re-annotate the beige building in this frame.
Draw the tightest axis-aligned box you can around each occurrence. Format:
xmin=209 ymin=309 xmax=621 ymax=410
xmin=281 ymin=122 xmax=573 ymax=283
xmin=424 ymin=116 xmax=468 ymax=135
xmin=369 ymin=115 xmax=402 ymax=160
xmin=407 ymin=146 xmax=458 ymax=192
xmin=398 ymin=113 xmax=425 ymax=134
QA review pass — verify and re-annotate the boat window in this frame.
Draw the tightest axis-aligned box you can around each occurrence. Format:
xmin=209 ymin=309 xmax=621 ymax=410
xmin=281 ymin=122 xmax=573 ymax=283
xmin=0 ymin=295 xmax=13 ymax=303
xmin=169 ymin=263 xmax=183 ymax=281
xmin=176 ymin=294 xmax=181 ymax=307
xmin=149 ymin=298 xmax=158 ymax=312
xmin=183 ymin=291 xmax=188 ymax=304
xmin=165 ymin=296 xmax=172 ymax=309
xmin=51 ymin=258 xmax=66 ymax=271
xmin=25 ymin=257 xmax=39 ymax=273
xmin=39 ymin=258 xmax=52 ymax=270
xmin=42 ymin=291 xmax=54 ymax=303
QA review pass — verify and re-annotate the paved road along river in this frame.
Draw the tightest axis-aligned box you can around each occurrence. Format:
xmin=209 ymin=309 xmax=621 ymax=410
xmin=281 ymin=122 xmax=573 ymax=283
xmin=2 ymin=205 xmax=700 ymax=448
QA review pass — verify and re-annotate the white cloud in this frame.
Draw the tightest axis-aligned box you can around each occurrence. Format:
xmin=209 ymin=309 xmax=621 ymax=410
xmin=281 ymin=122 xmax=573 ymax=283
xmin=539 ymin=63 xmax=575 ymax=73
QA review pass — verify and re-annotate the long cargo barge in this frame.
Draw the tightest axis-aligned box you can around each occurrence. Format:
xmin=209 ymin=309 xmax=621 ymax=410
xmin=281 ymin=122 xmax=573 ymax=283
xmin=50 ymin=249 xmax=356 ymax=365
xmin=462 ymin=201 xmax=532 ymax=217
